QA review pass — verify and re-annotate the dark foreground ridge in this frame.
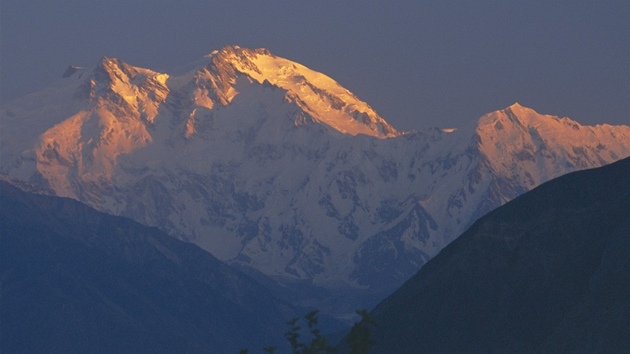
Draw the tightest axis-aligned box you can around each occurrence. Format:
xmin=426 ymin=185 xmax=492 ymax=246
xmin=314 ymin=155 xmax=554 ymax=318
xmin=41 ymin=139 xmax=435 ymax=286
xmin=0 ymin=179 xmax=290 ymax=353
xmin=362 ymin=156 xmax=630 ymax=353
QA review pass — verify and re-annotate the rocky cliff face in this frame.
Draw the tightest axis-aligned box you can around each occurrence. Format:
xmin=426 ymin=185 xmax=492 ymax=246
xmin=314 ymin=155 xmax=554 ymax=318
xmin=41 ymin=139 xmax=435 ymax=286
xmin=2 ymin=46 xmax=629 ymax=316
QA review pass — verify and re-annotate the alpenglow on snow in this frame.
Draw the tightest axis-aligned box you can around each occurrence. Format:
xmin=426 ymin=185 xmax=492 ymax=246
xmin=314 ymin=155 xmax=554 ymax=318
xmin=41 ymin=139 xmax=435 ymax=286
xmin=2 ymin=45 xmax=630 ymax=316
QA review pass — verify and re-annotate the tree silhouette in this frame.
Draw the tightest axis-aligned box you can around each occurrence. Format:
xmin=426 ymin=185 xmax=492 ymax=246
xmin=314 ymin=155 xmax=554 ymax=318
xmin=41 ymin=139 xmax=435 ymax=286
xmin=240 ymin=309 xmax=374 ymax=353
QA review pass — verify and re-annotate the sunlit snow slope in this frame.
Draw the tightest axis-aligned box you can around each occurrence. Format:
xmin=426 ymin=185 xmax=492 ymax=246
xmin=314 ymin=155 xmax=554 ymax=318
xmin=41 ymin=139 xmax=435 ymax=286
xmin=2 ymin=45 xmax=629 ymax=316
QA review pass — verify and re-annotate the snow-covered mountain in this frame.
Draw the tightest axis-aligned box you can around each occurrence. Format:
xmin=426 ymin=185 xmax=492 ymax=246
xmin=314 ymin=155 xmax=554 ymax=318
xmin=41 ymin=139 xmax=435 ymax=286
xmin=2 ymin=45 xmax=629 ymax=316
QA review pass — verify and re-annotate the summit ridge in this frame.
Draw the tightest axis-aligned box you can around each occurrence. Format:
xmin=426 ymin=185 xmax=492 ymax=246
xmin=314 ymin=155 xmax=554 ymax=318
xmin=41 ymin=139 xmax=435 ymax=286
xmin=208 ymin=46 xmax=399 ymax=138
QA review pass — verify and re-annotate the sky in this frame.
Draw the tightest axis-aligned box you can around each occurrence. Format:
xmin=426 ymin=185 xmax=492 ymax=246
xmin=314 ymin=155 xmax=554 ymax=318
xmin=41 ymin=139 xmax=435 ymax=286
xmin=1 ymin=1 xmax=628 ymax=130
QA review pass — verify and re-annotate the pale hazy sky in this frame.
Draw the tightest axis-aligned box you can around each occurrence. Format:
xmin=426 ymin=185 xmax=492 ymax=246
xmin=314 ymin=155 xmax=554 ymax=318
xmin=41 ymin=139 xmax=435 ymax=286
xmin=1 ymin=1 xmax=628 ymax=129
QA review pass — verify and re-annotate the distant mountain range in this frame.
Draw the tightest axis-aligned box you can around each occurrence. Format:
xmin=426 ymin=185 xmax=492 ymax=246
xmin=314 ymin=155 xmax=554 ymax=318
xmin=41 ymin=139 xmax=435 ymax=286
xmin=0 ymin=177 xmax=291 ymax=353
xmin=364 ymin=156 xmax=630 ymax=353
xmin=2 ymin=45 xmax=629 ymax=317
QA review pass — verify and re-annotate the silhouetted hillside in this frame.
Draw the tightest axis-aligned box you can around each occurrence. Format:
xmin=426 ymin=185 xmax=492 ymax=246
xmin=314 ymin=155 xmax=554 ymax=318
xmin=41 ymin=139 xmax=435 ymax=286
xmin=365 ymin=157 xmax=630 ymax=353
xmin=0 ymin=179 xmax=291 ymax=353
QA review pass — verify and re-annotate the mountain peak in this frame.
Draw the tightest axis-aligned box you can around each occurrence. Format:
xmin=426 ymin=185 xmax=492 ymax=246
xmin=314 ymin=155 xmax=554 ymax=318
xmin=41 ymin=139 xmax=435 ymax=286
xmin=504 ymin=102 xmax=539 ymax=118
xmin=204 ymin=45 xmax=400 ymax=138
xmin=215 ymin=45 xmax=272 ymax=59
xmin=506 ymin=101 xmax=525 ymax=111
xmin=478 ymin=103 xmax=555 ymax=131
xmin=475 ymin=103 xmax=630 ymax=187
xmin=94 ymin=56 xmax=139 ymax=82
xmin=73 ymin=56 xmax=168 ymax=108
xmin=204 ymin=45 xmax=274 ymax=81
